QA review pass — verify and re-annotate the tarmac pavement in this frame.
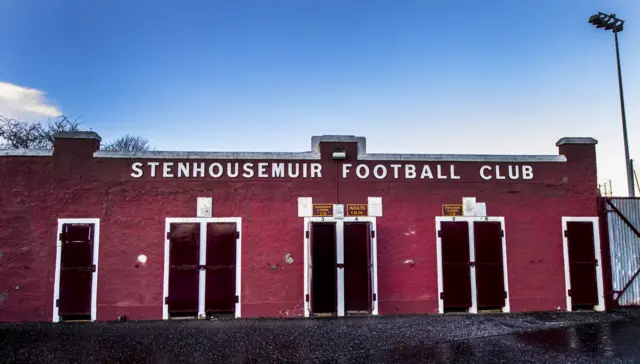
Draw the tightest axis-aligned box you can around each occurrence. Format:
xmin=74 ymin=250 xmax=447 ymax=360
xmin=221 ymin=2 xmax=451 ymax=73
xmin=1 ymin=309 xmax=639 ymax=363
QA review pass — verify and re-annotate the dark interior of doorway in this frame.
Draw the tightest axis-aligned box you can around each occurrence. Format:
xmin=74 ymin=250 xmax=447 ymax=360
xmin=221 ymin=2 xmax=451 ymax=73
xmin=205 ymin=222 xmax=237 ymax=318
xmin=167 ymin=223 xmax=200 ymax=318
xmin=58 ymin=223 xmax=95 ymax=321
xmin=441 ymin=221 xmax=472 ymax=313
xmin=566 ymin=221 xmax=599 ymax=311
xmin=344 ymin=222 xmax=372 ymax=314
xmin=311 ymin=223 xmax=337 ymax=315
xmin=474 ymin=221 xmax=506 ymax=311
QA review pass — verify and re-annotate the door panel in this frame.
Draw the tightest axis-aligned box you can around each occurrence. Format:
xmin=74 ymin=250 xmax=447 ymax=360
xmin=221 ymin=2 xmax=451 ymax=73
xmin=344 ymin=222 xmax=372 ymax=312
xmin=566 ymin=221 xmax=599 ymax=306
xmin=310 ymin=223 xmax=337 ymax=314
xmin=58 ymin=223 xmax=94 ymax=318
xmin=474 ymin=221 xmax=506 ymax=308
xmin=205 ymin=223 xmax=237 ymax=313
xmin=168 ymin=223 xmax=200 ymax=315
xmin=441 ymin=221 xmax=472 ymax=309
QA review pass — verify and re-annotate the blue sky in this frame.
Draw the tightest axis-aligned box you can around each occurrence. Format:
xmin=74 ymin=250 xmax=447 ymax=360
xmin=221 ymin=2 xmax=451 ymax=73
xmin=1 ymin=0 xmax=639 ymax=195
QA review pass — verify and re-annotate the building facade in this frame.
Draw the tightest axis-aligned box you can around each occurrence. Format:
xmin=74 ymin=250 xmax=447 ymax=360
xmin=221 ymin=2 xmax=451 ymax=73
xmin=0 ymin=132 xmax=607 ymax=322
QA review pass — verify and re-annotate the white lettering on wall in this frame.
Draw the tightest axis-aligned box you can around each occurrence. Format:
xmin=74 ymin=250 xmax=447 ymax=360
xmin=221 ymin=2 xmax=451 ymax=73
xmin=193 ymin=162 xmax=205 ymax=177
xmin=163 ymin=162 xmax=174 ymax=178
xmin=343 ymin=164 xmax=352 ymax=179
xmin=243 ymin=163 xmax=254 ymax=178
xmin=310 ymin=163 xmax=322 ymax=178
xmin=450 ymin=165 xmax=460 ymax=180
xmin=390 ymin=164 xmax=401 ymax=179
xmin=356 ymin=164 xmax=370 ymax=179
xmin=480 ymin=165 xmax=492 ymax=180
xmin=178 ymin=163 xmax=189 ymax=177
xmin=128 ymin=161 xmax=538 ymax=181
xmin=373 ymin=165 xmax=387 ymax=179
xmin=131 ymin=162 xmax=143 ymax=178
xmin=405 ymin=164 xmax=416 ymax=179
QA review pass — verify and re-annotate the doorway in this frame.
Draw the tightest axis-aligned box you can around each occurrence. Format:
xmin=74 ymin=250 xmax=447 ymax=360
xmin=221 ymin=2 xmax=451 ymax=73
xmin=53 ymin=218 xmax=100 ymax=322
xmin=562 ymin=217 xmax=605 ymax=312
xmin=436 ymin=217 xmax=510 ymax=314
xmin=304 ymin=217 xmax=378 ymax=317
xmin=163 ymin=217 xmax=242 ymax=319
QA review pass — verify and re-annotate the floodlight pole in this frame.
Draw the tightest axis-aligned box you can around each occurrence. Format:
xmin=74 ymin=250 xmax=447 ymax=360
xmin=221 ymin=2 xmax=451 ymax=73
xmin=612 ymin=22 xmax=634 ymax=197
xmin=590 ymin=12 xmax=634 ymax=197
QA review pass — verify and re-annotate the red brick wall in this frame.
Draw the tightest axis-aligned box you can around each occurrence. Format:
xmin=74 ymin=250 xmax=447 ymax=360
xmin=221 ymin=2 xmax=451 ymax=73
xmin=0 ymin=135 xmax=599 ymax=322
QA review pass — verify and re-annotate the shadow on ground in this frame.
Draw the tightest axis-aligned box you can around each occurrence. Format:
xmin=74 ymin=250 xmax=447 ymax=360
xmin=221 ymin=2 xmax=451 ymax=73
xmin=1 ymin=309 xmax=639 ymax=363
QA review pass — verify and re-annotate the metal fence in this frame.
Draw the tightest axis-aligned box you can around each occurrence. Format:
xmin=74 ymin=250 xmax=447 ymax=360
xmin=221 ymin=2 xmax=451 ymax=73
xmin=604 ymin=198 xmax=640 ymax=306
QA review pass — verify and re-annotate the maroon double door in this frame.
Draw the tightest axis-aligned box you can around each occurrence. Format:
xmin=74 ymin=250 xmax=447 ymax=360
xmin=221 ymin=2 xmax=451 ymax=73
xmin=439 ymin=220 xmax=506 ymax=312
xmin=57 ymin=223 xmax=97 ymax=321
xmin=166 ymin=222 xmax=238 ymax=318
xmin=308 ymin=222 xmax=374 ymax=315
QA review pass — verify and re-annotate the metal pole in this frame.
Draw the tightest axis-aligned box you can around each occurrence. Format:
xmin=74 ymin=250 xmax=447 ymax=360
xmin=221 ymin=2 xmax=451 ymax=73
xmin=613 ymin=27 xmax=634 ymax=197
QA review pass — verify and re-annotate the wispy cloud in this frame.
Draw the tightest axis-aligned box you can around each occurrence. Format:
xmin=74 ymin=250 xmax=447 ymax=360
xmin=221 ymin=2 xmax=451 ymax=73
xmin=0 ymin=81 xmax=62 ymax=120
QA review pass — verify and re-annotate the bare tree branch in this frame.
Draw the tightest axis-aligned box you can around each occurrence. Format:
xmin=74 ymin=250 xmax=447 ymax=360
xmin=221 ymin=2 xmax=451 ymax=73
xmin=0 ymin=114 xmax=153 ymax=152
xmin=101 ymin=134 xmax=151 ymax=152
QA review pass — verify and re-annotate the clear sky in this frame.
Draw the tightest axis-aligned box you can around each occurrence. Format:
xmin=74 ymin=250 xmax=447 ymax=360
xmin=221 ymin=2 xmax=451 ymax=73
xmin=1 ymin=0 xmax=639 ymax=195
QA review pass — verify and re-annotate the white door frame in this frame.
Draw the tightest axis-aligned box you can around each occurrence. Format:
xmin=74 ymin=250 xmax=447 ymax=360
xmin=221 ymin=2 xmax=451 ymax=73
xmin=435 ymin=216 xmax=510 ymax=314
xmin=303 ymin=216 xmax=379 ymax=317
xmin=163 ymin=217 xmax=242 ymax=319
xmin=53 ymin=218 xmax=101 ymax=323
xmin=561 ymin=217 xmax=605 ymax=312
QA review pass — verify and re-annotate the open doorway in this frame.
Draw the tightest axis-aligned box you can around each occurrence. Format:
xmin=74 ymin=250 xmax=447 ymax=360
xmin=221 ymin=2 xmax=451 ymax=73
xmin=562 ymin=217 xmax=605 ymax=312
xmin=304 ymin=217 xmax=378 ymax=317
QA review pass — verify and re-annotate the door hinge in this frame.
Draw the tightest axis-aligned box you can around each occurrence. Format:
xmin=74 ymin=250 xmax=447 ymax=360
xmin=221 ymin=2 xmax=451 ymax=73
xmin=305 ymin=294 xmax=309 ymax=302
xmin=504 ymin=291 xmax=508 ymax=299
xmin=567 ymin=289 xmax=572 ymax=297
xmin=55 ymin=299 xmax=59 ymax=307
xmin=235 ymin=295 xmax=239 ymax=303
xmin=501 ymin=230 xmax=504 ymax=237
xmin=305 ymin=231 xmax=309 ymax=239
xmin=199 ymin=265 xmax=206 ymax=271
xmin=595 ymin=259 xmax=599 ymax=267
xmin=371 ymin=230 xmax=375 ymax=239
xmin=373 ymin=293 xmax=377 ymax=302
xmin=91 ymin=265 xmax=96 ymax=273
xmin=166 ymin=232 xmax=172 ymax=240
xmin=235 ymin=231 xmax=240 ymax=239
xmin=59 ymin=233 xmax=64 ymax=242
xmin=165 ymin=297 xmax=169 ymax=304
xmin=469 ymin=261 xmax=475 ymax=267
xmin=336 ymin=263 xmax=344 ymax=269
xmin=440 ymin=292 xmax=444 ymax=300
xmin=437 ymin=230 xmax=443 ymax=238
xmin=563 ymin=230 xmax=568 ymax=238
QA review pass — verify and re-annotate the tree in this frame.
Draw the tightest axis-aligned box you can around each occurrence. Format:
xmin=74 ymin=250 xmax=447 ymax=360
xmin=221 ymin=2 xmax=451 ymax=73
xmin=0 ymin=115 xmax=152 ymax=152
xmin=101 ymin=134 xmax=151 ymax=152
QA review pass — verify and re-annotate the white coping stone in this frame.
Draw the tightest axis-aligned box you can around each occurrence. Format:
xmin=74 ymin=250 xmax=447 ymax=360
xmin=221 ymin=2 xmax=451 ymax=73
xmin=0 ymin=135 xmax=574 ymax=163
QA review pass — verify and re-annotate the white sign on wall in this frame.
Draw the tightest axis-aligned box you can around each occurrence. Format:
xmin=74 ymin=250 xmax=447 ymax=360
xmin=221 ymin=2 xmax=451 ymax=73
xmin=197 ymin=197 xmax=212 ymax=218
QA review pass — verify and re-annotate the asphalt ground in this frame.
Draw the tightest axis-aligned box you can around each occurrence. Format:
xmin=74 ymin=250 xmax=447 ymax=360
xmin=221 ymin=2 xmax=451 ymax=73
xmin=1 ymin=309 xmax=639 ymax=363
